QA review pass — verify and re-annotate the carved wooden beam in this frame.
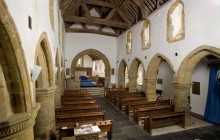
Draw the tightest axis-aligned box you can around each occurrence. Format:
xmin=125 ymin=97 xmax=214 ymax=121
xmin=64 ymin=16 xmax=128 ymax=29
xmin=85 ymin=0 xmax=114 ymax=8
xmin=66 ymin=28 xmax=117 ymax=37
xmin=132 ymin=0 xmax=149 ymax=19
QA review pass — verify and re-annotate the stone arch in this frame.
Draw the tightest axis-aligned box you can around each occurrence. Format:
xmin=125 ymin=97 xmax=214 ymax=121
xmin=34 ymin=32 xmax=56 ymax=139
xmin=55 ymin=48 xmax=61 ymax=82
xmin=129 ymin=58 xmax=144 ymax=92
xmin=71 ymin=49 xmax=111 ymax=86
xmin=167 ymin=0 xmax=185 ymax=43
xmin=145 ymin=53 xmax=174 ymax=101
xmin=0 ymin=0 xmax=32 ymax=114
xmin=173 ymin=46 xmax=220 ymax=122
xmin=35 ymin=32 xmax=54 ymax=87
xmin=118 ymin=59 xmax=128 ymax=87
xmin=49 ymin=0 xmax=55 ymax=31
xmin=0 ymin=1 xmax=36 ymax=139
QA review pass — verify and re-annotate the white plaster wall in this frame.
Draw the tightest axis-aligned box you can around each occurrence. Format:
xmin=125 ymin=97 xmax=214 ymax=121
xmin=157 ymin=62 xmax=174 ymax=100
xmin=191 ymin=60 xmax=210 ymax=116
xmin=116 ymin=0 xmax=220 ymax=115
xmin=83 ymin=55 xmax=93 ymax=67
xmin=5 ymin=0 xmax=65 ymax=106
xmin=65 ymin=33 xmax=117 ymax=83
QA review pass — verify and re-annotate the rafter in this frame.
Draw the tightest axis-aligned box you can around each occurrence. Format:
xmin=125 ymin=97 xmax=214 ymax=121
xmin=66 ymin=28 xmax=117 ymax=37
xmin=64 ymin=16 xmax=128 ymax=29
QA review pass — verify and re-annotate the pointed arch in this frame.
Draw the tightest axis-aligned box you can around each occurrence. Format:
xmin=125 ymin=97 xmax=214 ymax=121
xmin=35 ymin=32 xmax=54 ymax=87
xmin=145 ymin=53 xmax=174 ymax=101
xmin=71 ymin=49 xmax=111 ymax=86
xmin=129 ymin=58 xmax=144 ymax=92
xmin=118 ymin=59 xmax=128 ymax=87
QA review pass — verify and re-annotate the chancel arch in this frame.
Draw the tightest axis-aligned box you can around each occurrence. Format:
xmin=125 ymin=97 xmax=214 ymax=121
xmin=0 ymin=0 xmax=35 ymax=139
xmin=118 ymin=59 xmax=128 ymax=88
xmin=34 ymin=32 xmax=56 ymax=139
xmin=128 ymin=58 xmax=144 ymax=92
xmin=145 ymin=54 xmax=174 ymax=101
xmin=174 ymin=45 xmax=220 ymax=124
xmin=71 ymin=49 xmax=111 ymax=87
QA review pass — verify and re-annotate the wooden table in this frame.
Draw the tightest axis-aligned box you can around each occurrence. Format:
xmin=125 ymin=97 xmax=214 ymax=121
xmin=74 ymin=125 xmax=101 ymax=140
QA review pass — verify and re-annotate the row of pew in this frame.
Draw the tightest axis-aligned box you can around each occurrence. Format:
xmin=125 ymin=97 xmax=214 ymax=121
xmin=55 ymin=89 xmax=112 ymax=140
xmin=105 ymin=88 xmax=185 ymax=135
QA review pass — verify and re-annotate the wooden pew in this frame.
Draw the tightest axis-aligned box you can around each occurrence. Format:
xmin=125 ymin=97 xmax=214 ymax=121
xmin=114 ymin=92 xmax=145 ymax=105
xmin=56 ymin=111 xmax=105 ymax=127
xmin=144 ymin=111 xmax=185 ymax=135
xmin=125 ymin=99 xmax=172 ymax=116
xmin=61 ymin=100 xmax=96 ymax=107
xmin=65 ymin=89 xmax=88 ymax=93
xmin=118 ymin=97 xmax=147 ymax=110
xmin=55 ymin=105 xmax=100 ymax=115
xmin=59 ymin=120 xmax=113 ymax=140
xmin=107 ymin=91 xmax=128 ymax=102
xmin=63 ymin=93 xmax=91 ymax=97
xmin=61 ymin=97 xmax=94 ymax=104
xmin=133 ymin=105 xmax=174 ymax=124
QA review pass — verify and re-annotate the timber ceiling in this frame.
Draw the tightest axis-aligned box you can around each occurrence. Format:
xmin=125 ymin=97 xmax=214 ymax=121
xmin=59 ymin=0 xmax=170 ymax=37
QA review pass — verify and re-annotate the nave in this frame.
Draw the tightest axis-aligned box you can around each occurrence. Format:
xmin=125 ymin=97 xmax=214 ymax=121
xmin=92 ymin=95 xmax=220 ymax=140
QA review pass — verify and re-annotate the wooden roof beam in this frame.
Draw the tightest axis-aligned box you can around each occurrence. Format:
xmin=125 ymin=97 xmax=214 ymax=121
xmin=64 ymin=16 xmax=128 ymax=29
xmin=66 ymin=28 xmax=117 ymax=37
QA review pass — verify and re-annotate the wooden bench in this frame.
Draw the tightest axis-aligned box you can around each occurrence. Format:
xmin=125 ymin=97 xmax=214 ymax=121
xmin=144 ymin=111 xmax=185 ymax=135
xmin=61 ymin=97 xmax=94 ymax=104
xmin=55 ymin=105 xmax=100 ymax=115
xmin=63 ymin=93 xmax=91 ymax=97
xmin=65 ymin=89 xmax=88 ymax=93
xmin=118 ymin=97 xmax=148 ymax=110
xmin=61 ymin=100 xmax=96 ymax=107
xmin=114 ymin=93 xmax=145 ymax=105
xmin=133 ymin=105 xmax=174 ymax=124
xmin=56 ymin=111 xmax=105 ymax=127
xmin=125 ymin=99 xmax=172 ymax=116
xmin=59 ymin=120 xmax=113 ymax=140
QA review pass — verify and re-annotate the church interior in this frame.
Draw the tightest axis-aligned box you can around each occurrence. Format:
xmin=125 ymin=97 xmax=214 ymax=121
xmin=0 ymin=0 xmax=220 ymax=140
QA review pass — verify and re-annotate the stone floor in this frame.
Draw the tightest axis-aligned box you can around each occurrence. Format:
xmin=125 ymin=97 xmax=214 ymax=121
xmin=92 ymin=95 xmax=220 ymax=140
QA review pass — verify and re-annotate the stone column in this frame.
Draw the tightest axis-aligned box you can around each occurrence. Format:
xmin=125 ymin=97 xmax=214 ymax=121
xmin=55 ymin=80 xmax=61 ymax=107
xmin=173 ymin=82 xmax=192 ymax=126
xmin=35 ymin=87 xmax=56 ymax=140
xmin=145 ymin=78 xmax=157 ymax=101
xmin=105 ymin=69 xmax=111 ymax=87
xmin=129 ymin=75 xmax=138 ymax=92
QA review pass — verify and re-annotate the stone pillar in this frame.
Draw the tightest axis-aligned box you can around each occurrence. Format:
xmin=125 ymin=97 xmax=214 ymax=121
xmin=145 ymin=78 xmax=157 ymax=101
xmin=55 ymin=80 xmax=61 ymax=107
xmin=173 ymin=82 xmax=192 ymax=126
xmin=129 ymin=75 xmax=138 ymax=92
xmin=35 ymin=87 xmax=56 ymax=140
xmin=0 ymin=104 xmax=40 ymax=140
xmin=105 ymin=69 xmax=110 ymax=87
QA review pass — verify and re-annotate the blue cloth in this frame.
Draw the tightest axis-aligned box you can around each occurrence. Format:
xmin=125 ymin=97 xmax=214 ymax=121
xmin=204 ymin=67 xmax=220 ymax=124
xmin=79 ymin=76 xmax=97 ymax=87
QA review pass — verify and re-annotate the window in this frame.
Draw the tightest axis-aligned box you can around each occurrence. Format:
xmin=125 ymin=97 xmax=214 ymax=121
xmin=141 ymin=20 xmax=150 ymax=49
xmin=126 ymin=31 xmax=132 ymax=54
xmin=167 ymin=0 xmax=185 ymax=43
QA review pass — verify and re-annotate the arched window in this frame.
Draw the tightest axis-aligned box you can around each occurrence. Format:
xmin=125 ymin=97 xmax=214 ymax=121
xmin=49 ymin=0 xmax=55 ymax=31
xmin=167 ymin=0 xmax=185 ymax=43
xmin=141 ymin=20 xmax=150 ymax=50
xmin=126 ymin=31 xmax=132 ymax=54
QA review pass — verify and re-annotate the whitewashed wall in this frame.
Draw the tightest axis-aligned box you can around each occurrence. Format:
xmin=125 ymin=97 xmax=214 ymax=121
xmin=116 ymin=0 xmax=220 ymax=116
xmin=5 ymin=0 xmax=65 ymax=105
xmin=65 ymin=33 xmax=117 ymax=83
xmin=83 ymin=55 xmax=93 ymax=67
xmin=191 ymin=60 xmax=210 ymax=116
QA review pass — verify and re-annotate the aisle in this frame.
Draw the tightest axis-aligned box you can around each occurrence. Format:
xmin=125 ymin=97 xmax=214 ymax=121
xmin=93 ymin=95 xmax=220 ymax=140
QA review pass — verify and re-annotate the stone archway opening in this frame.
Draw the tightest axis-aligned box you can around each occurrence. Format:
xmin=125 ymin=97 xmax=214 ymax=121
xmin=0 ymin=1 xmax=36 ymax=139
xmin=129 ymin=58 xmax=144 ymax=92
xmin=145 ymin=54 xmax=174 ymax=101
xmin=34 ymin=33 xmax=56 ymax=139
xmin=118 ymin=59 xmax=128 ymax=88
xmin=71 ymin=49 xmax=111 ymax=87
xmin=174 ymin=46 xmax=220 ymax=125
